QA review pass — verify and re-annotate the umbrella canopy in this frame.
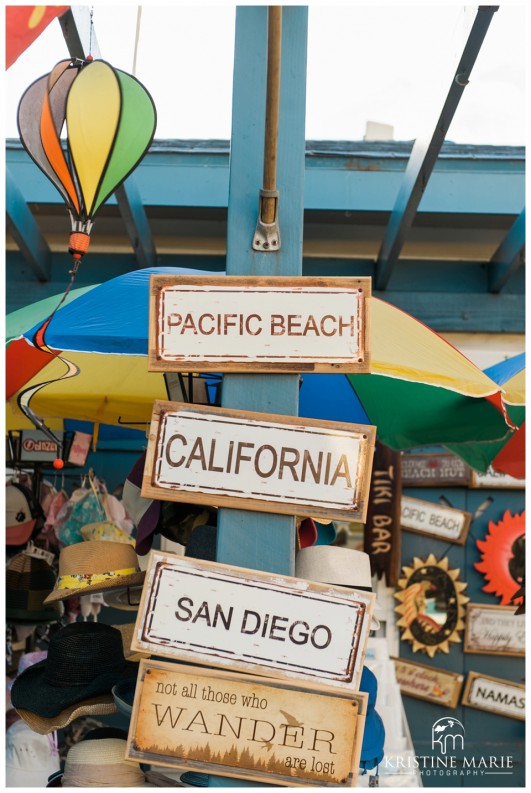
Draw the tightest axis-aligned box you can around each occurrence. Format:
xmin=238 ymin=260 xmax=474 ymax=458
xmin=7 ymin=269 xmax=514 ymax=462
xmin=445 ymin=353 xmax=525 ymax=477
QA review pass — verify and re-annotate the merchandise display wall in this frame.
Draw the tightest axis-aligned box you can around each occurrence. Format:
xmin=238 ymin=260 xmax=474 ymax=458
xmin=399 ymin=483 xmax=525 ymax=787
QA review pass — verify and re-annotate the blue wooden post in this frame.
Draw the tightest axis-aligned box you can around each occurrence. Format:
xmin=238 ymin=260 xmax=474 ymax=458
xmin=208 ymin=6 xmax=308 ymax=788
xmin=216 ymin=6 xmax=308 ymax=574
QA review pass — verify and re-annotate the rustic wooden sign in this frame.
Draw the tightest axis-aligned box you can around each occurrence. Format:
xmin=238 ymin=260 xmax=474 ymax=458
xmin=148 ymin=274 xmax=371 ymax=373
xmin=400 ymin=495 xmax=472 ymax=545
xmin=461 ymin=671 xmax=525 ymax=721
xmin=401 ymin=453 xmax=470 ymax=487
xmin=364 ymin=441 xmax=401 ymax=585
xmin=464 ymin=603 xmax=525 ymax=657
xmin=391 ymin=657 xmax=464 ymax=708
xmin=142 ymin=400 xmax=376 ymax=523
xmin=131 ymin=551 xmax=375 ymax=691
xmin=469 ymin=466 xmax=525 ymax=489
xmin=126 ymin=660 xmax=367 ymax=787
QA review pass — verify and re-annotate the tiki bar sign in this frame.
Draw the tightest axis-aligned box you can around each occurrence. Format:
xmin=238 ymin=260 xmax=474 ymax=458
xmin=143 ymin=401 xmax=376 ymax=523
xmin=132 ymin=552 xmax=375 ymax=691
xmin=126 ymin=660 xmax=367 ymax=787
xmin=148 ymin=275 xmax=371 ymax=372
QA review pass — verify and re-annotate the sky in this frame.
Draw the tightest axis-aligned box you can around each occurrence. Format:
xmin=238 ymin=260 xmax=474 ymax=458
xmin=4 ymin=2 xmax=527 ymax=146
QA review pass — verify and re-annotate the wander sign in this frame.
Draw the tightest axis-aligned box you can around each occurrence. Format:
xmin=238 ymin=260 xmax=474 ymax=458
xmin=132 ymin=551 xmax=375 ymax=691
xmin=126 ymin=659 xmax=367 ymax=787
xmin=148 ymin=274 xmax=371 ymax=372
xmin=142 ymin=400 xmax=376 ymax=523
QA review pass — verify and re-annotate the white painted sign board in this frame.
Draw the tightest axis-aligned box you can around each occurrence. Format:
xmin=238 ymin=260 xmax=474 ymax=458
xmin=469 ymin=466 xmax=525 ymax=489
xmin=148 ymin=275 xmax=371 ymax=372
xmin=142 ymin=400 xmax=376 ymax=523
xmin=400 ymin=496 xmax=472 ymax=544
xmin=131 ymin=551 xmax=375 ymax=691
xmin=462 ymin=672 xmax=525 ymax=720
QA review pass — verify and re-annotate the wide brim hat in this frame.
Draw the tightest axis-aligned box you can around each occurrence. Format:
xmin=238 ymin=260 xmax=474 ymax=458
xmin=6 ymin=552 xmax=63 ymax=624
xmin=11 ymin=622 xmax=138 ymax=729
xmin=295 ymin=545 xmax=380 ymax=630
xmin=43 ymin=539 xmax=145 ymax=603
xmin=16 ymin=694 xmax=119 ymax=736
xmin=49 ymin=737 xmax=155 ymax=787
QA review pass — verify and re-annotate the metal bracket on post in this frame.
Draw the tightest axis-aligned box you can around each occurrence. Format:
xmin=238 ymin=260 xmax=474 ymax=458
xmin=253 ymin=188 xmax=280 ymax=250
xmin=252 ymin=6 xmax=282 ymax=253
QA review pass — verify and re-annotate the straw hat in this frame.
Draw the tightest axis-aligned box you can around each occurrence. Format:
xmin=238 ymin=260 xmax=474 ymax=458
xmin=6 ymin=552 xmax=63 ymax=624
xmin=51 ymin=737 xmax=153 ymax=787
xmin=15 ymin=695 xmax=118 ymax=736
xmin=11 ymin=622 xmax=138 ymax=733
xmin=295 ymin=545 xmax=380 ymax=630
xmin=43 ymin=540 xmax=145 ymax=604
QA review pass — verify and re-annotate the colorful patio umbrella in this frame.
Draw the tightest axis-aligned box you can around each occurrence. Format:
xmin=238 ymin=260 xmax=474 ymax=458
xmin=444 ymin=353 xmax=525 ymax=478
xmin=7 ymin=268 xmax=515 ymax=464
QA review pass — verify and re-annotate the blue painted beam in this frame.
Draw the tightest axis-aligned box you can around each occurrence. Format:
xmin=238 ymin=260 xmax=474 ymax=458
xmin=6 ymin=142 xmax=525 ymax=216
xmin=6 ymin=168 xmax=51 ymax=281
xmin=374 ymin=6 xmax=499 ymax=289
xmin=488 ymin=209 xmax=525 ymax=293
xmin=211 ymin=7 xmax=307 ymax=787
xmin=59 ymin=7 xmax=156 ymax=267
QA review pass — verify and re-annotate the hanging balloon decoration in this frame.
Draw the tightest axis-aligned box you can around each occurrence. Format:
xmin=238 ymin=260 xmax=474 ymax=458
xmin=17 ymin=56 xmax=156 ymax=265
xmin=16 ymin=57 xmax=156 ymax=455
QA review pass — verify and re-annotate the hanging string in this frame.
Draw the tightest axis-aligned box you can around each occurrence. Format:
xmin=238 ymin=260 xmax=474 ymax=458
xmin=17 ymin=255 xmax=83 ymax=454
xmin=88 ymin=6 xmax=94 ymax=58
xmin=132 ymin=6 xmax=142 ymax=77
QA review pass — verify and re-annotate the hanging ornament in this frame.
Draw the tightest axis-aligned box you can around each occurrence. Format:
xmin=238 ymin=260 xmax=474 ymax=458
xmin=474 ymin=510 xmax=525 ymax=606
xmin=394 ymin=554 xmax=469 ymax=657
xmin=15 ymin=57 xmax=156 ymax=451
xmin=17 ymin=57 xmax=156 ymax=265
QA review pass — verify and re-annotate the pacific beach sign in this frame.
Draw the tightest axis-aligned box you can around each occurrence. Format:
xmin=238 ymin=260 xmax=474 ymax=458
xmin=142 ymin=400 xmax=376 ymax=523
xmin=148 ymin=275 xmax=371 ymax=372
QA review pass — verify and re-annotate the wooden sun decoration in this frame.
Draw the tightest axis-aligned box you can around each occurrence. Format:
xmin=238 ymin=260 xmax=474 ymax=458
xmin=474 ymin=510 xmax=525 ymax=607
xmin=394 ymin=554 xmax=469 ymax=658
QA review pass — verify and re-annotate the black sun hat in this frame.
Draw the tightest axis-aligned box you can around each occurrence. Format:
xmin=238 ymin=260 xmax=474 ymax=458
xmin=11 ymin=622 xmax=138 ymax=725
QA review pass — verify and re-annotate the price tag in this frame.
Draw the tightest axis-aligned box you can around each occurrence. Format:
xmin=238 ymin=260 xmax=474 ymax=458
xmin=24 ymin=541 xmax=55 ymax=566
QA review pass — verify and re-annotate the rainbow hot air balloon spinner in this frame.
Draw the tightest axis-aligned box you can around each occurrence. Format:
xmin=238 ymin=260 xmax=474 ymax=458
xmin=17 ymin=58 xmax=157 ymax=264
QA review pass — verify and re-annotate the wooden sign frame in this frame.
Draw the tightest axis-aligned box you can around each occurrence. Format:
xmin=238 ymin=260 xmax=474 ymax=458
xmin=391 ymin=657 xmax=464 ymax=708
xmin=469 ymin=467 xmax=525 ymax=489
xmin=131 ymin=551 xmax=375 ymax=691
xmin=461 ymin=671 xmax=525 ymax=721
xmin=148 ymin=274 xmax=371 ymax=373
xmin=142 ymin=400 xmax=376 ymax=523
xmin=400 ymin=495 xmax=472 ymax=545
xmin=464 ymin=603 xmax=525 ymax=657
xmin=400 ymin=453 xmax=470 ymax=487
xmin=126 ymin=659 xmax=367 ymax=787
